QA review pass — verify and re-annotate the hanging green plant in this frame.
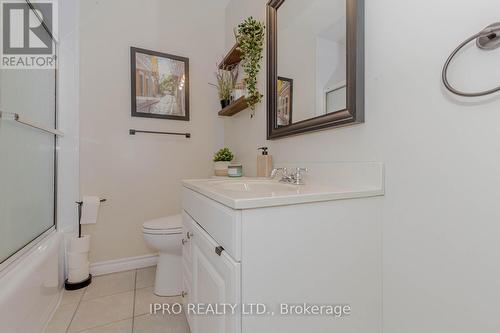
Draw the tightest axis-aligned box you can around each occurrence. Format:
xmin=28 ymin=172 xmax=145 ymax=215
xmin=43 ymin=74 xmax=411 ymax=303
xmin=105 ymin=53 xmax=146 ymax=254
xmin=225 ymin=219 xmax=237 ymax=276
xmin=236 ymin=17 xmax=265 ymax=111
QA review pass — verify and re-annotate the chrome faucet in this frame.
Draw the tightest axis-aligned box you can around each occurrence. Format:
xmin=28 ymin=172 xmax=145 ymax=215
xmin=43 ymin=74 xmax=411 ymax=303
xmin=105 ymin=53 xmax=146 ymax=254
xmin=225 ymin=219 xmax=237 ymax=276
xmin=271 ymin=167 xmax=308 ymax=185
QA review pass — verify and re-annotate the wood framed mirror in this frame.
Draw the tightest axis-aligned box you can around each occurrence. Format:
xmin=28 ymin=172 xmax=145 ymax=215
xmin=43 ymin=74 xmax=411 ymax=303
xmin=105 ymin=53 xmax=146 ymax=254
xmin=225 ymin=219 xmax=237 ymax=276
xmin=266 ymin=0 xmax=364 ymax=139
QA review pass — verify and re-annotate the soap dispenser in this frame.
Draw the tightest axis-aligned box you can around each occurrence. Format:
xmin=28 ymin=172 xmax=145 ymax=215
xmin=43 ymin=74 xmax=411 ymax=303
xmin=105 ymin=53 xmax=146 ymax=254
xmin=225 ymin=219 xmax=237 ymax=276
xmin=257 ymin=147 xmax=273 ymax=177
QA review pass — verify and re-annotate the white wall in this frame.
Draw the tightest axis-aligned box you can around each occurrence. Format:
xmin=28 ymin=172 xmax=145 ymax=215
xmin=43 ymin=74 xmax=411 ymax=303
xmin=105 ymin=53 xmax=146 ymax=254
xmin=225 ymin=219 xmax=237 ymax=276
xmin=79 ymin=0 xmax=226 ymax=263
xmin=224 ymin=0 xmax=500 ymax=332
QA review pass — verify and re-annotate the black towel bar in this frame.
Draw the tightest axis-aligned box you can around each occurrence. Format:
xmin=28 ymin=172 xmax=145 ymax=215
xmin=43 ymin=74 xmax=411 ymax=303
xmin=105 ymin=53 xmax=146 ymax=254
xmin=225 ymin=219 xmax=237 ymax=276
xmin=129 ymin=129 xmax=191 ymax=138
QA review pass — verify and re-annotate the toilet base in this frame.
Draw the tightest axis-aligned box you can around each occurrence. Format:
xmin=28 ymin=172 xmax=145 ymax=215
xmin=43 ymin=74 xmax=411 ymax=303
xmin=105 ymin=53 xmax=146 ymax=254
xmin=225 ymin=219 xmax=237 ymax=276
xmin=154 ymin=252 xmax=182 ymax=296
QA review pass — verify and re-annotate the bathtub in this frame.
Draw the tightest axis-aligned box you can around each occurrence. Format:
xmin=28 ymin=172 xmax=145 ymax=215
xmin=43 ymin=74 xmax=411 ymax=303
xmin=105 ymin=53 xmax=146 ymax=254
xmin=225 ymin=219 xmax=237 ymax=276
xmin=0 ymin=230 xmax=64 ymax=333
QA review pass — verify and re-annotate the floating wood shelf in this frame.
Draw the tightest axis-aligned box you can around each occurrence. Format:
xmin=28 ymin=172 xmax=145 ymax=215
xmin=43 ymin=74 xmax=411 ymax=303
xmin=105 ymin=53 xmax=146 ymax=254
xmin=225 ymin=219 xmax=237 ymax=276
xmin=218 ymin=43 xmax=243 ymax=69
xmin=217 ymin=43 xmax=248 ymax=116
xmin=218 ymin=97 xmax=248 ymax=116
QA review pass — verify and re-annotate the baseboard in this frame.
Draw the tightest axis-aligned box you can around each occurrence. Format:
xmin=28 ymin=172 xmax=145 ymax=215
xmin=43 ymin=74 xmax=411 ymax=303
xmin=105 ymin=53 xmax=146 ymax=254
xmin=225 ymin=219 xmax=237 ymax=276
xmin=90 ymin=254 xmax=158 ymax=276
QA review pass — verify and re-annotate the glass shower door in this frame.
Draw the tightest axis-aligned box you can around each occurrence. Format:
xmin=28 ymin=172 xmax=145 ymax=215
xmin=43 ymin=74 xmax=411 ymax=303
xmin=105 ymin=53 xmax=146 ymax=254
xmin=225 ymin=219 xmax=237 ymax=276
xmin=0 ymin=67 xmax=57 ymax=266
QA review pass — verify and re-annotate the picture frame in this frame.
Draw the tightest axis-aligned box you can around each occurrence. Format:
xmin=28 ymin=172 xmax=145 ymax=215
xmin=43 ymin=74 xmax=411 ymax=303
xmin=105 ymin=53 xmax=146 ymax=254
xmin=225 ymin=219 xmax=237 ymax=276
xmin=130 ymin=47 xmax=189 ymax=121
xmin=277 ymin=76 xmax=293 ymax=127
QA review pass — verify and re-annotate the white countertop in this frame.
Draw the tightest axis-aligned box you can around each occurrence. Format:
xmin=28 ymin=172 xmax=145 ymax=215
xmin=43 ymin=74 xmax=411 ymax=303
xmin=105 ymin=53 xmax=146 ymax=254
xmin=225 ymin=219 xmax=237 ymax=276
xmin=182 ymin=177 xmax=384 ymax=209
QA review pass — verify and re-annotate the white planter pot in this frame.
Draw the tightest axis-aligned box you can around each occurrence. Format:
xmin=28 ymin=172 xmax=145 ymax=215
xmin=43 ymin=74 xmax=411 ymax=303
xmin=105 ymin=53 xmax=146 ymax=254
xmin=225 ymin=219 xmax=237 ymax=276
xmin=214 ymin=161 xmax=230 ymax=176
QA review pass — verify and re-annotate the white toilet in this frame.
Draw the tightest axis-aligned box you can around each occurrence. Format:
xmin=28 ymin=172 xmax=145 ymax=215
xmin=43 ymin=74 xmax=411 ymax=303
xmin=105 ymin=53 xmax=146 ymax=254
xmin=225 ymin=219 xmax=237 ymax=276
xmin=142 ymin=214 xmax=183 ymax=296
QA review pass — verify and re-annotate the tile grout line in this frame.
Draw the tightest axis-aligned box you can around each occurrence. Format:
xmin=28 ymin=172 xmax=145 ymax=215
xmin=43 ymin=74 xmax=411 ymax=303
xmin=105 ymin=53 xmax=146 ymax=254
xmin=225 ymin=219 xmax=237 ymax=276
xmin=65 ymin=271 xmax=137 ymax=333
xmin=80 ymin=270 xmax=138 ymax=302
xmin=60 ymin=269 xmax=158 ymax=333
xmin=81 ymin=288 xmax=137 ymax=302
xmin=72 ymin=317 xmax=134 ymax=333
xmin=64 ymin=287 xmax=87 ymax=333
xmin=71 ymin=291 xmax=136 ymax=332
xmin=135 ymin=285 xmax=181 ymax=297
xmin=132 ymin=269 xmax=138 ymax=333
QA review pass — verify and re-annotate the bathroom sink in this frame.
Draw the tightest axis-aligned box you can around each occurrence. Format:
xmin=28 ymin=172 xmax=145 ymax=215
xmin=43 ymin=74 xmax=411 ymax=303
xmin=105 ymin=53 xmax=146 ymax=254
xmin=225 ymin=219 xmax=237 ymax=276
xmin=212 ymin=181 xmax=298 ymax=193
xmin=182 ymin=165 xmax=385 ymax=209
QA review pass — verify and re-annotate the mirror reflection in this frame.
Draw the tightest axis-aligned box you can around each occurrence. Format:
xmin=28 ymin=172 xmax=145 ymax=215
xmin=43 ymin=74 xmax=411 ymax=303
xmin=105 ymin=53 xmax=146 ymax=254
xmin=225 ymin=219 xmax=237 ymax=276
xmin=277 ymin=0 xmax=346 ymax=126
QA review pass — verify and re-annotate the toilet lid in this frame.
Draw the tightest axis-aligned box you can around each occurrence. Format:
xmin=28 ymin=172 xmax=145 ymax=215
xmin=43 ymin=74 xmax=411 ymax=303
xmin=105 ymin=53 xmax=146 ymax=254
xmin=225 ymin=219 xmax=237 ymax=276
xmin=143 ymin=214 xmax=182 ymax=231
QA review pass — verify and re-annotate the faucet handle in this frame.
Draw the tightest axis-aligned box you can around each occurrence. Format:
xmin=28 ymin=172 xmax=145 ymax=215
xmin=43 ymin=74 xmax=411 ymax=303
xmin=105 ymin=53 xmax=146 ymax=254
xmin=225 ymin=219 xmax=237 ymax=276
xmin=270 ymin=167 xmax=287 ymax=178
xmin=294 ymin=167 xmax=308 ymax=175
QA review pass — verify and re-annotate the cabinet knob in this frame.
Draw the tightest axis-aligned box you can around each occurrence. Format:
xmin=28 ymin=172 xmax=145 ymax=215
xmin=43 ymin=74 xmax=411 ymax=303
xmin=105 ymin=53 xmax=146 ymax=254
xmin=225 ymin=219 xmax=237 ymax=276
xmin=215 ymin=246 xmax=224 ymax=256
xmin=181 ymin=291 xmax=188 ymax=298
xmin=186 ymin=231 xmax=193 ymax=239
xmin=181 ymin=238 xmax=188 ymax=245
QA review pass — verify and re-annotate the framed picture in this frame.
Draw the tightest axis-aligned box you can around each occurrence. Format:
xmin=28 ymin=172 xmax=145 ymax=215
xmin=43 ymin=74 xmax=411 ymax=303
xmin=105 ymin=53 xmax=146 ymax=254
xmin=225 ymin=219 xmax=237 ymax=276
xmin=131 ymin=47 xmax=189 ymax=121
xmin=277 ymin=76 xmax=293 ymax=127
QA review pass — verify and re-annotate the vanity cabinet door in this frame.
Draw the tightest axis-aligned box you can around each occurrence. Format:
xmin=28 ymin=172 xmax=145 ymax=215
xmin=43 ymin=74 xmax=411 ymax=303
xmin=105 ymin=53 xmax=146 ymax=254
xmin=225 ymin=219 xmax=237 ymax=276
xmin=190 ymin=220 xmax=241 ymax=333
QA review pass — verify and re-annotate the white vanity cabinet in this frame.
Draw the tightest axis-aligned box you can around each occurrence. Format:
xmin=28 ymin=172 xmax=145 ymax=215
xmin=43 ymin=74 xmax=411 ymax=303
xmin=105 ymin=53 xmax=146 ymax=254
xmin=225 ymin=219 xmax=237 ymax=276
xmin=181 ymin=174 xmax=383 ymax=333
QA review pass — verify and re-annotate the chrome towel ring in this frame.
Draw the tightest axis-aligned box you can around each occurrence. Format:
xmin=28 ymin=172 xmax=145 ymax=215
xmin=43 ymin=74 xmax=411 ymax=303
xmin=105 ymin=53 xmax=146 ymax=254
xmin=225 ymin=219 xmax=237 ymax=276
xmin=442 ymin=22 xmax=500 ymax=97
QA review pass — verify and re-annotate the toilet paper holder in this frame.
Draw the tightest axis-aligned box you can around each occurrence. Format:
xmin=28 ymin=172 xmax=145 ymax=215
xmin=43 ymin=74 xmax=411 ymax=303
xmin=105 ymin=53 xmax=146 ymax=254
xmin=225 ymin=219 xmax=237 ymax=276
xmin=64 ymin=198 xmax=106 ymax=291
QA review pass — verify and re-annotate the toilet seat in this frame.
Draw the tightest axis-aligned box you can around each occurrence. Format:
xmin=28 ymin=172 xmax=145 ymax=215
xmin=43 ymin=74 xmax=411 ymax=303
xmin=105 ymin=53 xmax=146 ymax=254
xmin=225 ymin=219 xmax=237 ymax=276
xmin=142 ymin=214 xmax=183 ymax=235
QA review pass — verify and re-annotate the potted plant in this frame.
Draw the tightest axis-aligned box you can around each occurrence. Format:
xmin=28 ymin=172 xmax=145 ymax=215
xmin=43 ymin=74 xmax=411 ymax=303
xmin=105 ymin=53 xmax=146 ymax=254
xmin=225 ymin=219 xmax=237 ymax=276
xmin=236 ymin=17 xmax=265 ymax=113
xmin=210 ymin=69 xmax=237 ymax=109
xmin=213 ymin=148 xmax=234 ymax=176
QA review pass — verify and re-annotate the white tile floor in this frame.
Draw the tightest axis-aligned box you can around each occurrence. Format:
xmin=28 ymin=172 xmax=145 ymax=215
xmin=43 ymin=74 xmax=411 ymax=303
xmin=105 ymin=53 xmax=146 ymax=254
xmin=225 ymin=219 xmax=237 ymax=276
xmin=45 ymin=267 xmax=190 ymax=333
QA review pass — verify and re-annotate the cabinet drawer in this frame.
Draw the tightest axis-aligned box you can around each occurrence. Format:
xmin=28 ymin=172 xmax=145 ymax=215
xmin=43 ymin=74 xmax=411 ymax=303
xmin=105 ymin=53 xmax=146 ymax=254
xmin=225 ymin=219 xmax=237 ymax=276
xmin=183 ymin=188 xmax=241 ymax=261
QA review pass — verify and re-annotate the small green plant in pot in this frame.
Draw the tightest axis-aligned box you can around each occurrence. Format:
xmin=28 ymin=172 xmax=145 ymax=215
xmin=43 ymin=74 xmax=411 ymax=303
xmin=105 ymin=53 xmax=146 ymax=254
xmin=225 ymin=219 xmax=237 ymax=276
xmin=213 ymin=148 xmax=234 ymax=176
